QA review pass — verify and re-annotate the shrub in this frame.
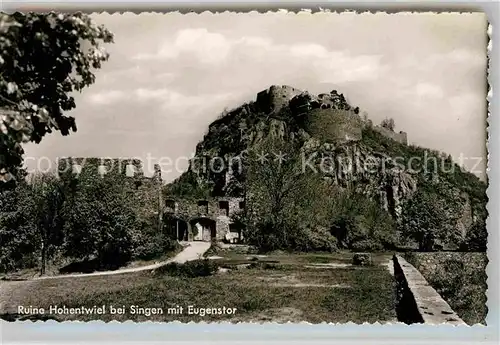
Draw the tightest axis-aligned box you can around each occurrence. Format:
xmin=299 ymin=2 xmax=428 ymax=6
xmin=351 ymin=240 xmax=384 ymax=252
xmin=461 ymin=221 xmax=487 ymax=252
xmin=203 ymin=240 xmax=222 ymax=258
xmin=352 ymin=253 xmax=373 ymax=266
xmin=291 ymin=225 xmax=338 ymax=252
xmin=381 ymin=118 xmax=395 ymax=131
xmin=155 ymin=259 xmax=219 ymax=278
xmin=246 ymin=261 xmax=285 ymax=270
xmin=97 ymin=232 xmax=133 ymax=270
xmin=405 ymin=253 xmax=487 ymax=325
xmin=134 ymin=233 xmax=179 ymax=261
xmin=329 ymin=191 xmax=398 ymax=251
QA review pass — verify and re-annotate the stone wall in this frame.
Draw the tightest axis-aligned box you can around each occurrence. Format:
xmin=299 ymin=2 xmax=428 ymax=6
xmin=163 ymin=196 xmax=245 ymax=242
xmin=256 ymin=85 xmax=303 ymax=114
xmin=393 ymin=255 xmax=465 ymax=325
xmin=57 ymin=157 xmax=149 ymax=177
xmin=373 ymin=126 xmax=408 ymax=145
xmin=305 ymin=109 xmax=363 ymax=143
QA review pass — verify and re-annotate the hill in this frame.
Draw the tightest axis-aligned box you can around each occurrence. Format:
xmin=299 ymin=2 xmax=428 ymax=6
xmin=165 ymin=85 xmax=487 ymax=252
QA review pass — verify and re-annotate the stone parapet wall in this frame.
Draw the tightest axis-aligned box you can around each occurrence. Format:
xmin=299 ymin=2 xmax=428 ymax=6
xmin=373 ymin=126 xmax=408 ymax=145
xmin=57 ymin=157 xmax=147 ymax=177
xmin=256 ymin=85 xmax=303 ymax=114
xmin=393 ymin=255 xmax=465 ymax=325
xmin=305 ymin=108 xmax=363 ymax=143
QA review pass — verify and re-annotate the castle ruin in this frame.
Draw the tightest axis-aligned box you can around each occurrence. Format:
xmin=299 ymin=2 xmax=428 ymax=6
xmin=257 ymin=85 xmax=408 ymax=145
xmin=163 ymin=197 xmax=245 ymax=243
xmin=57 ymin=157 xmax=245 ymax=243
xmin=54 ymin=86 xmax=410 ymax=244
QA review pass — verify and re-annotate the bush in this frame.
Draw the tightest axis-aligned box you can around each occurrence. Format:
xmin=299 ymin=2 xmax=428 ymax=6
xmin=404 ymin=253 xmax=487 ymax=325
xmin=351 ymin=240 xmax=384 ymax=252
xmin=461 ymin=222 xmax=487 ymax=252
xmin=291 ymin=226 xmax=338 ymax=252
xmin=246 ymin=260 xmax=285 ymax=270
xmin=329 ymin=194 xmax=398 ymax=252
xmin=97 ymin=232 xmax=133 ymax=270
xmin=155 ymin=259 xmax=219 ymax=278
xmin=352 ymin=253 xmax=373 ymax=266
xmin=134 ymin=233 xmax=179 ymax=261
xmin=203 ymin=240 xmax=223 ymax=257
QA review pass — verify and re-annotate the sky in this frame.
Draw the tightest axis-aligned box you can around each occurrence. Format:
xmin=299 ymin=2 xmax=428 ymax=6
xmin=23 ymin=11 xmax=489 ymax=182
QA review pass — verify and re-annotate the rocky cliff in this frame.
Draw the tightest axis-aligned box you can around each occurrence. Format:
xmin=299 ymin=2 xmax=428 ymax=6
xmin=166 ymin=85 xmax=487 ymax=250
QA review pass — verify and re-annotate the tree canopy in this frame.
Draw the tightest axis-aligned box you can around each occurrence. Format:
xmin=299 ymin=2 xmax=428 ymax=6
xmin=0 ymin=12 xmax=113 ymax=183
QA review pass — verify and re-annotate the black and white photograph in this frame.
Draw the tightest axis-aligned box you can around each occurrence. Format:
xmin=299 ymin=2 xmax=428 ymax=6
xmin=0 ymin=11 xmax=489 ymax=325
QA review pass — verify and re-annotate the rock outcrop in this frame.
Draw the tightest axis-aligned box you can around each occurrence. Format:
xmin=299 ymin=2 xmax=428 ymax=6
xmin=167 ymin=85 xmax=487 ymax=248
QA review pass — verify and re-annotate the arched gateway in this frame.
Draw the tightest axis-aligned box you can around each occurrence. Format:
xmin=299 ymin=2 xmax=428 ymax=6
xmin=190 ymin=217 xmax=216 ymax=242
xmin=162 ymin=197 xmax=245 ymax=242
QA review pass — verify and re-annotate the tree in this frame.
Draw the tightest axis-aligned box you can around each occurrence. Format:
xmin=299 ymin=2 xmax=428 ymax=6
xmin=0 ymin=172 xmax=65 ymax=274
xmin=243 ymin=136 xmax=336 ymax=251
xmin=400 ymin=186 xmax=461 ymax=251
xmin=61 ymin=170 xmax=135 ymax=269
xmin=462 ymin=221 xmax=487 ymax=252
xmin=381 ymin=117 xmax=395 ymax=131
xmin=26 ymin=172 xmax=65 ymax=275
xmin=0 ymin=13 xmax=113 ymax=183
xmin=0 ymin=176 xmax=38 ymax=272
xmin=329 ymin=187 xmax=398 ymax=251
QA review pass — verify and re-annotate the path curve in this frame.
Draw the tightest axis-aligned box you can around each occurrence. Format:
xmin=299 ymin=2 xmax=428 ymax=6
xmin=0 ymin=242 xmax=210 ymax=315
xmin=2 ymin=241 xmax=210 ymax=282
xmin=37 ymin=241 xmax=211 ymax=280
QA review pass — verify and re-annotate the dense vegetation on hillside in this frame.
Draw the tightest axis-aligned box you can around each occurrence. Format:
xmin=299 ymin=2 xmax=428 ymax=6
xmin=166 ymin=87 xmax=488 ymax=253
xmin=361 ymin=127 xmax=487 ymax=251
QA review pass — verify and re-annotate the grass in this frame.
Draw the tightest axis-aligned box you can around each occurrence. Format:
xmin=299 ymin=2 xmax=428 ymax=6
xmin=0 ymin=246 xmax=183 ymax=281
xmin=3 ymin=252 xmax=397 ymax=324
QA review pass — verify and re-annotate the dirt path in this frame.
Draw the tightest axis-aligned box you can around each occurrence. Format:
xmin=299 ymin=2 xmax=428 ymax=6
xmin=0 ymin=241 xmax=210 ymax=315
xmin=34 ymin=241 xmax=210 ymax=280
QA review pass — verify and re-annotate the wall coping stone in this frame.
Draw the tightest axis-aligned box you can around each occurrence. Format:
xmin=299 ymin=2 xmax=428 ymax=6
xmin=395 ymin=255 xmax=466 ymax=325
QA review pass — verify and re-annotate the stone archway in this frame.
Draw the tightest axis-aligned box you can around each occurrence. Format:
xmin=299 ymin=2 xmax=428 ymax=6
xmin=190 ymin=217 xmax=216 ymax=242
xmin=163 ymin=216 xmax=189 ymax=241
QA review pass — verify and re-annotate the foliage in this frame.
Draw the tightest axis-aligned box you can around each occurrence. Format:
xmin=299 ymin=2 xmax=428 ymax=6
xmin=242 ymin=134 xmax=399 ymax=253
xmin=361 ymin=126 xmax=487 ymax=204
xmin=1 ymin=167 xmax=180 ymax=274
xmin=155 ymin=259 xmax=219 ymax=278
xmin=0 ymin=179 xmax=38 ymax=272
xmin=164 ymin=171 xmax=212 ymax=199
xmin=61 ymin=171 xmax=135 ymax=269
xmin=243 ymin=136 xmax=337 ymax=252
xmin=0 ymin=13 xmax=113 ymax=183
xmin=405 ymin=253 xmax=487 ymax=325
xmin=362 ymin=126 xmax=487 ymax=250
xmin=0 ymin=172 xmax=65 ymax=274
xmin=461 ymin=221 xmax=487 ymax=252
xmin=133 ymin=231 xmax=179 ymax=261
xmin=26 ymin=172 xmax=66 ymax=274
xmin=380 ymin=118 xmax=395 ymax=131
xmin=400 ymin=185 xmax=462 ymax=251
xmin=329 ymin=188 xmax=398 ymax=251
xmin=352 ymin=253 xmax=373 ymax=266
